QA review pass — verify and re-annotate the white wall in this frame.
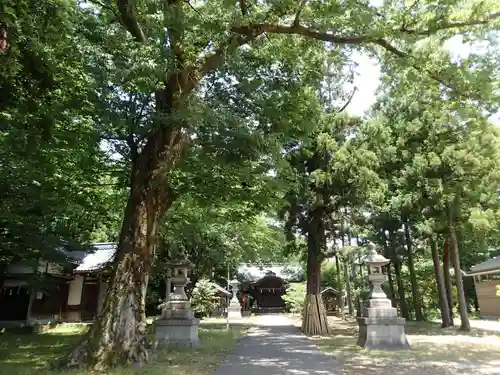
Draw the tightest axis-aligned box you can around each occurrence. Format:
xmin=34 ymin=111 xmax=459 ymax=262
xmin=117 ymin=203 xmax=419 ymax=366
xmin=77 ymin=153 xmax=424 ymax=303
xmin=67 ymin=275 xmax=84 ymax=306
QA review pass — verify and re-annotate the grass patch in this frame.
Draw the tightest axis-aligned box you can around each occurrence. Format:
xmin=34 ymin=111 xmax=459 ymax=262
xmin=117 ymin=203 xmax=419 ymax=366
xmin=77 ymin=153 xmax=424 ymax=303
xmin=0 ymin=322 xmax=245 ymax=375
xmin=311 ymin=317 xmax=500 ymax=375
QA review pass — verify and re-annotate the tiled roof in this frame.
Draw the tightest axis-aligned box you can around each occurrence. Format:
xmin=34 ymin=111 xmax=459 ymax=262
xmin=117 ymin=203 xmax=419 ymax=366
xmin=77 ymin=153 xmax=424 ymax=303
xmin=237 ymin=264 xmax=303 ymax=282
xmin=469 ymin=256 xmax=500 ymax=275
xmin=211 ymin=283 xmax=231 ymax=296
xmin=321 ymin=287 xmax=340 ymax=294
xmin=74 ymin=243 xmax=116 ymax=273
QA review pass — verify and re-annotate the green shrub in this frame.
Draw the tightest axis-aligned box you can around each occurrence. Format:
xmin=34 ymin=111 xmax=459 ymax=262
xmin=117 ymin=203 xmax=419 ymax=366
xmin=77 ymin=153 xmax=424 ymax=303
xmin=283 ymin=282 xmax=306 ymax=314
xmin=190 ymin=278 xmax=218 ymax=317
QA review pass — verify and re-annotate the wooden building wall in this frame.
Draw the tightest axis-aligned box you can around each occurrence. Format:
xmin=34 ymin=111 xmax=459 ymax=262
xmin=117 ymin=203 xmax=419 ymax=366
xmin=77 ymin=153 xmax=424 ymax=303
xmin=474 ymin=275 xmax=500 ymax=319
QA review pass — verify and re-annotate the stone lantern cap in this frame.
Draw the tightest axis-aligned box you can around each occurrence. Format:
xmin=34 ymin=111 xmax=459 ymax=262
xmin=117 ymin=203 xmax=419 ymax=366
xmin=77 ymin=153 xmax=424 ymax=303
xmin=229 ymin=278 xmax=239 ymax=288
xmin=364 ymin=248 xmax=390 ymax=267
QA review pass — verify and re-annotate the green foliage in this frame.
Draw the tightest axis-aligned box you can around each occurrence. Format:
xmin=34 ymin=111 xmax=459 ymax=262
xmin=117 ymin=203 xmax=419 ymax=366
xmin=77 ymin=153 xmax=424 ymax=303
xmin=190 ymin=279 xmax=218 ymax=318
xmin=0 ymin=0 xmax=123 ymax=268
xmin=283 ymin=282 xmax=306 ymax=314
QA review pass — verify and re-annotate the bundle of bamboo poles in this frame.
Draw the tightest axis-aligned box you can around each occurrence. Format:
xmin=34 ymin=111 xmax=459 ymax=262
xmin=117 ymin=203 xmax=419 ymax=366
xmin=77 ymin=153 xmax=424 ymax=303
xmin=302 ymin=294 xmax=331 ymax=336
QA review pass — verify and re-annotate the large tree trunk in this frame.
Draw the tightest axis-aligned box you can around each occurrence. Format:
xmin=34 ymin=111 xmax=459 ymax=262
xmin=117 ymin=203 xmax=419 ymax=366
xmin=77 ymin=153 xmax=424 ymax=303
xmin=443 ymin=238 xmax=455 ymax=325
xmin=302 ymin=210 xmax=330 ymax=336
xmin=448 ymin=203 xmax=470 ymax=331
xmin=59 ymin=122 xmax=183 ymax=370
xmin=403 ymin=218 xmax=424 ymax=321
xmin=430 ymin=236 xmax=453 ymax=327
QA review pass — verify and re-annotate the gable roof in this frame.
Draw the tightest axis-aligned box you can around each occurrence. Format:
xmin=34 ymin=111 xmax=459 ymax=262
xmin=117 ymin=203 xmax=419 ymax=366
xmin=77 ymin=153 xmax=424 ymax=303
xmin=74 ymin=243 xmax=116 ymax=273
xmin=211 ymin=283 xmax=231 ymax=296
xmin=321 ymin=287 xmax=341 ymax=295
xmin=469 ymin=256 xmax=500 ymax=276
xmin=237 ymin=263 xmax=303 ymax=282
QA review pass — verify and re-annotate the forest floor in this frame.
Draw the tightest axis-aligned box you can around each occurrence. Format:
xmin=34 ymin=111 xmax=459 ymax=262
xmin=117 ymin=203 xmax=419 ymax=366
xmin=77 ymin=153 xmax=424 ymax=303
xmin=309 ymin=316 xmax=500 ymax=375
xmin=0 ymin=321 xmax=246 ymax=375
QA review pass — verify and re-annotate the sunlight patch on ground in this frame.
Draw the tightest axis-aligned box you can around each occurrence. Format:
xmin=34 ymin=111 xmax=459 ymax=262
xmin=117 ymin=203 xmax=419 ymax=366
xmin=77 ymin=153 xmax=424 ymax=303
xmin=310 ymin=317 xmax=500 ymax=375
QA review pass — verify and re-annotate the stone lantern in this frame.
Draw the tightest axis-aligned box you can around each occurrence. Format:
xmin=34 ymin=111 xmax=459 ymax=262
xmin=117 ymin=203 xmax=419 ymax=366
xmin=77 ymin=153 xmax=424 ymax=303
xmin=357 ymin=245 xmax=410 ymax=350
xmin=227 ymin=277 xmax=242 ymax=320
xmin=154 ymin=256 xmax=200 ymax=348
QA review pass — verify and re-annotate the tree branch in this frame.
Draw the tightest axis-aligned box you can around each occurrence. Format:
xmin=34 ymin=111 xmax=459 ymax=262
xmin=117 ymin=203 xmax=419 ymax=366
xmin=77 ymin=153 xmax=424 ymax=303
xmin=166 ymin=0 xmax=185 ymax=69
xmin=240 ymin=0 xmax=248 ymax=16
xmin=400 ymin=12 xmax=500 ymax=36
xmin=116 ymin=0 xmax=146 ymax=42
xmin=232 ymin=22 xmax=476 ymax=98
xmin=373 ymin=39 xmax=460 ymax=92
xmin=88 ymin=0 xmax=120 ymax=19
xmin=232 ymin=23 xmax=369 ymax=44
xmin=337 ymin=87 xmax=358 ymax=113
xmin=294 ymin=0 xmax=307 ymax=26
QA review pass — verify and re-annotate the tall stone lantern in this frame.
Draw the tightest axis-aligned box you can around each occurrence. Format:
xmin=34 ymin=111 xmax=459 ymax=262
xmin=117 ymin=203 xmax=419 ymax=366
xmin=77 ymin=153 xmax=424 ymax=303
xmin=154 ymin=256 xmax=200 ymax=348
xmin=227 ymin=277 xmax=242 ymax=320
xmin=357 ymin=245 xmax=410 ymax=350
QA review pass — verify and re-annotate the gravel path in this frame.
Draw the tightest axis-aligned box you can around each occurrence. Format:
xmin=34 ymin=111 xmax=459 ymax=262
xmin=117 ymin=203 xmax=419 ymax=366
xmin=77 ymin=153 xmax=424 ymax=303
xmin=215 ymin=315 xmax=340 ymax=375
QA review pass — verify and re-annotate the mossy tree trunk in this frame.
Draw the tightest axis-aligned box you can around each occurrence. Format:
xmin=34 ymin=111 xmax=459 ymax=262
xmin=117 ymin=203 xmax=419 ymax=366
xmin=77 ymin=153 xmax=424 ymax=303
xmin=59 ymin=81 xmax=189 ymax=370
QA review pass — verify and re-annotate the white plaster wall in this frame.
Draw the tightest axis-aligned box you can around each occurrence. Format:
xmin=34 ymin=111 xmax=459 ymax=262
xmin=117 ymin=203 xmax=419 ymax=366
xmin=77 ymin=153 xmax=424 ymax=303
xmin=67 ymin=275 xmax=84 ymax=306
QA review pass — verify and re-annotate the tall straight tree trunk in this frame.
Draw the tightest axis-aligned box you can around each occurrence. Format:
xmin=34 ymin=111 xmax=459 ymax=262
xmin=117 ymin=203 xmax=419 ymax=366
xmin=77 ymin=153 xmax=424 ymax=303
xmin=381 ymin=231 xmax=396 ymax=307
xmin=393 ymin=260 xmax=409 ymax=319
xmin=430 ymin=236 xmax=452 ymax=327
xmin=403 ymin=217 xmax=424 ymax=321
xmin=302 ymin=209 xmax=330 ymax=336
xmin=335 ymin=254 xmax=342 ymax=312
xmin=340 ymin=218 xmax=353 ymax=315
xmin=386 ymin=263 xmax=397 ymax=307
xmin=443 ymin=238 xmax=455 ymax=325
xmin=448 ymin=202 xmax=471 ymax=331
xmin=387 ymin=230 xmax=409 ymax=319
xmin=343 ymin=261 xmax=353 ymax=315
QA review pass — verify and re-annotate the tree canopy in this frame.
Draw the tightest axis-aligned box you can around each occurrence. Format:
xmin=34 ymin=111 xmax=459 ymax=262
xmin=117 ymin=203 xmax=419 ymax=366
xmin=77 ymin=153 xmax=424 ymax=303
xmin=2 ymin=0 xmax=500 ymax=370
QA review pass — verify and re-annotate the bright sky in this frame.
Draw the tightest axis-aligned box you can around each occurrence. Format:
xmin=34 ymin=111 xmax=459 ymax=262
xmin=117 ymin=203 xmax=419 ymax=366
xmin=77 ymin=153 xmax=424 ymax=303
xmin=344 ymin=36 xmax=500 ymax=125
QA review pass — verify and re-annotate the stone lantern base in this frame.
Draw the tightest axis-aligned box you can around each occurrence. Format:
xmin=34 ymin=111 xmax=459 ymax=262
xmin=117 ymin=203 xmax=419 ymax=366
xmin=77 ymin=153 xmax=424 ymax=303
xmin=357 ymin=298 xmax=410 ymax=350
xmin=227 ymin=300 xmax=242 ymax=320
xmin=154 ymin=297 xmax=200 ymax=348
xmin=154 ymin=318 xmax=200 ymax=348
